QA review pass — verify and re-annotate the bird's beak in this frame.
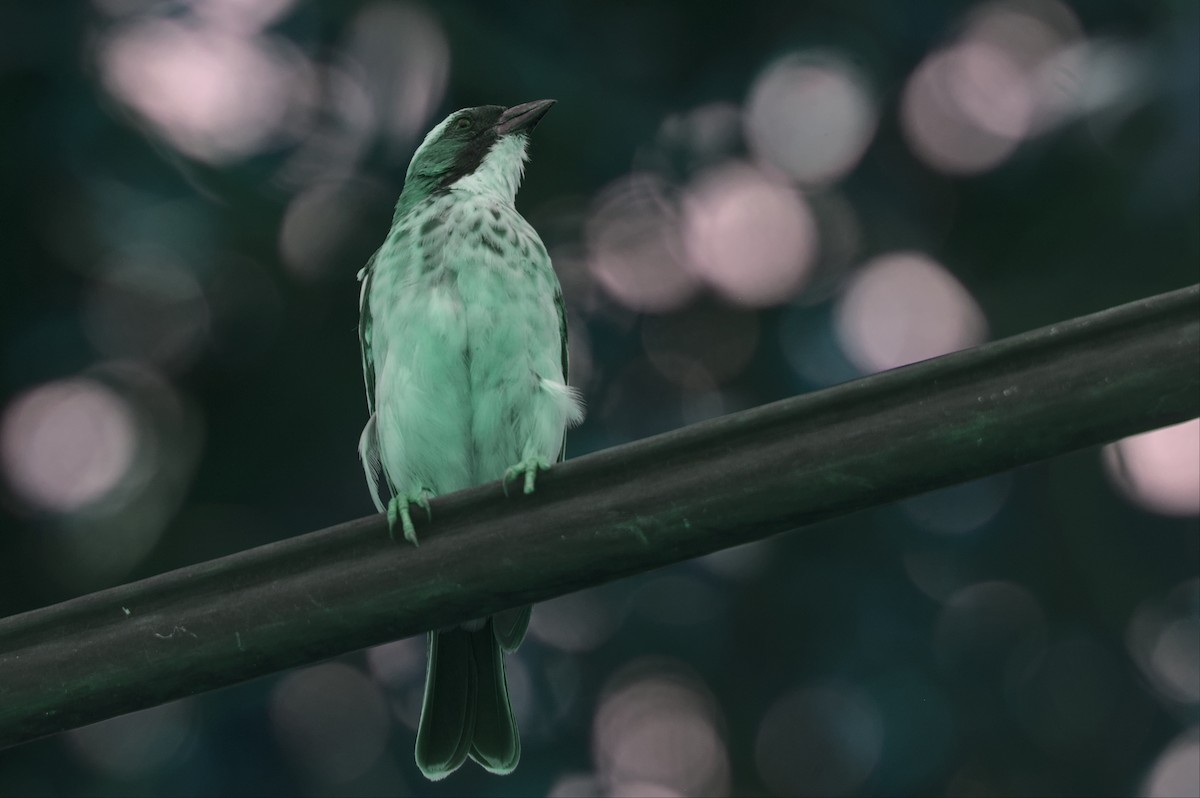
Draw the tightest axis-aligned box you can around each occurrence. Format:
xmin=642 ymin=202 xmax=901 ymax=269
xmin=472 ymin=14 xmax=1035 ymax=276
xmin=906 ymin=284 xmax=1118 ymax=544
xmin=496 ymin=99 xmax=556 ymax=136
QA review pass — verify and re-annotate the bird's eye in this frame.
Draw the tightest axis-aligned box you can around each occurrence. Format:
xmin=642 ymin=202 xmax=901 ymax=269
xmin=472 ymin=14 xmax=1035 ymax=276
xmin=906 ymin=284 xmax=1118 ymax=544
xmin=455 ymin=117 xmax=472 ymax=131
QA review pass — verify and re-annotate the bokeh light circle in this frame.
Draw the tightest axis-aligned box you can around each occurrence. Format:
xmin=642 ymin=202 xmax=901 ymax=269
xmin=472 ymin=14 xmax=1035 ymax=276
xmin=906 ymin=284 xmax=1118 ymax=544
xmin=66 ymin=699 xmax=195 ymax=779
xmin=97 ymin=18 xmax=306 ymax=164
xmin=1 ymin=378 xmax=138 ymax=513
xmin=745 ymin=52 xmax=879 ymax=184
xmin=340 ymin=2 xmax=450 ymax=145
xmin=682 ymin=162 xmax=818 ymax=307
xmin=835 ymin=251 xmax=988 ymax=373
xmin=83 ymin=252 xmax=210 ymax=370
xmin=755 ymin=682 xmax=884 ymax=797
xmin=593 ymin=662 xmax=729 ymax=796
xmin=529 ymin=590 xmax=626 ymax=653
xmin=269 ymin=663 xmax=391 ymax=784
xmin=1127 ymin=579 xmax=1200 ymax=707
xmin=586 ymin=174 xmax=699 ymax=312
xmin=901 ymin=475 xmax=1012 ymax=535
xmin=1141 ymin=727 xmax=1200 ymax=798
xmin=1103 ymin=419 xmax=1200 ymax=517
xmin=934 ymin=580 xmax=1047 ymax=676
xmin=901 ymin=42 xmax=1033 ymax=175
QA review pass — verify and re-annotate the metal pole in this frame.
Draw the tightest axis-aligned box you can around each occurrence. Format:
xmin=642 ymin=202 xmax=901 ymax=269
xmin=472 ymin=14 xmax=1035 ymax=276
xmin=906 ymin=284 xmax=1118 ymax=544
xmin=1 ymin=285 xmax=1197 ymax=748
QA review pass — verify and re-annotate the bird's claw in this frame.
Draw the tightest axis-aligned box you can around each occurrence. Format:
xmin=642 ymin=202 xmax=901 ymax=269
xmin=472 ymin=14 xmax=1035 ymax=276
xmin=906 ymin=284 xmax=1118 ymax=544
xmin=502 ymin=456 xmax=552 ymax=497
xmin=386 ymin=491 xmax=433 ymax=546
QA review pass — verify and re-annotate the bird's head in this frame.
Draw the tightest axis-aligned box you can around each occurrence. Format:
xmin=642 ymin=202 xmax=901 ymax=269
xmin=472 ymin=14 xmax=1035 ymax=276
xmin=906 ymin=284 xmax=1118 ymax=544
xmin=398 ymin=99 xmax=555 ymax=211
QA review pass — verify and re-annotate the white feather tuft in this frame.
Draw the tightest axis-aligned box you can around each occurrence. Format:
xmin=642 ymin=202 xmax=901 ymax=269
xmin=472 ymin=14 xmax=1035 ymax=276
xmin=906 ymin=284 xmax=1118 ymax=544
xmin=541 ymin=377 xmax=586 ymax=428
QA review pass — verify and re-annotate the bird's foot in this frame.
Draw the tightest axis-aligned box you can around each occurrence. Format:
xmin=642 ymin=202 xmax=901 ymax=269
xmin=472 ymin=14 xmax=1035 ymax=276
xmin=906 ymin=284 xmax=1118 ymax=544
xmin=386 ymin=491 xmax=433 ymax=545
xmin=502 ymin=455 xmax=552 ymax=497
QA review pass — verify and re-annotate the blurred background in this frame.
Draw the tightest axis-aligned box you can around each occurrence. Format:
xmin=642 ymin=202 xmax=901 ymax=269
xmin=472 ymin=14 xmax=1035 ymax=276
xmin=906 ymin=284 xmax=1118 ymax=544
xmin=0 ymin=0 xmax=1197 ymax=795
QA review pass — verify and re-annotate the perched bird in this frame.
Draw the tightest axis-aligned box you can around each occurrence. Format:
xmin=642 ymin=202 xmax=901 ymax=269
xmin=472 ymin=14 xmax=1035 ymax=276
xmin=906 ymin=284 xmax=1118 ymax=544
xmin=356 ymin=99 xmax=583 ymax=780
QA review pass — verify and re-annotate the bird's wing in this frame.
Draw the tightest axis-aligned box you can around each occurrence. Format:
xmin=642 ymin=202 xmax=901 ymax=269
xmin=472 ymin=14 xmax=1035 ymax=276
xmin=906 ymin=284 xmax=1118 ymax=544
xmin=357 ymin=251 xmax=389 ymax=511
xmin=359 ymin=414 xmax=387 ymax=512
xmin=555 ymin=283 xmax=570 ymax=464
xmin=357 ymin=251 xmax=378 ymax=415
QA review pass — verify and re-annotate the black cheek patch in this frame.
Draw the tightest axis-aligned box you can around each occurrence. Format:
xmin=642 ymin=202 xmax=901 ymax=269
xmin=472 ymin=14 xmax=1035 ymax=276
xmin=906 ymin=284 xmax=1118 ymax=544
xmin=435 ymin=135 xmax=492 ymax=190
xmin=434 ymin=106 xmax=505 ymax=191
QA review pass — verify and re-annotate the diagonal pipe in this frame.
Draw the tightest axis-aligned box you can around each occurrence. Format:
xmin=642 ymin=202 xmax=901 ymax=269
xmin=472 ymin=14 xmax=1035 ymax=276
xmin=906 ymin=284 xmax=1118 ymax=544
xmin=1 ymin=284 xmax=1197 ymax=749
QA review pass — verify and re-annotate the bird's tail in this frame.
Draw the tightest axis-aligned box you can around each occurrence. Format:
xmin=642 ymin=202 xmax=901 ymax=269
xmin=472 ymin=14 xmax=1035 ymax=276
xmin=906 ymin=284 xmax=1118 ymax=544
xmin=414 ymin=614 xmax=525 ymax=780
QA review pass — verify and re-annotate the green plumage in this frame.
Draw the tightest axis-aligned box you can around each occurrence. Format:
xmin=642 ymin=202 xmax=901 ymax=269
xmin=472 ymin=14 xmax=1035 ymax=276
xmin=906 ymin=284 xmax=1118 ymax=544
xmin=357 ymin=101 xmax=581 ymax=780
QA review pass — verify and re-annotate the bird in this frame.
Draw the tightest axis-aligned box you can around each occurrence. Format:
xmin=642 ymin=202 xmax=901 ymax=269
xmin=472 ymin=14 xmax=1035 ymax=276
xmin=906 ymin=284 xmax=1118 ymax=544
xmin=356 ymin=99 xmax=583 ymax=780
